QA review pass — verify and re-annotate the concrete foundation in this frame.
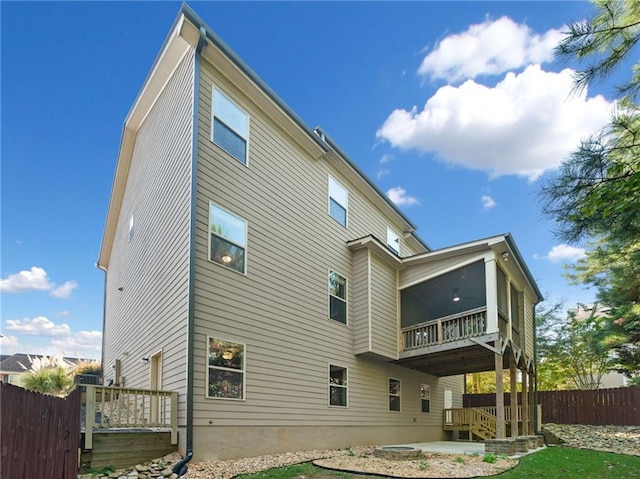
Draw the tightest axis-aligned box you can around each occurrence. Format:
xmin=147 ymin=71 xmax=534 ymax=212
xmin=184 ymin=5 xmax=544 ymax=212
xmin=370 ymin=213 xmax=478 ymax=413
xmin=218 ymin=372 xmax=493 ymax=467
xmin=192 ymin=425 xmax=446 ymax=461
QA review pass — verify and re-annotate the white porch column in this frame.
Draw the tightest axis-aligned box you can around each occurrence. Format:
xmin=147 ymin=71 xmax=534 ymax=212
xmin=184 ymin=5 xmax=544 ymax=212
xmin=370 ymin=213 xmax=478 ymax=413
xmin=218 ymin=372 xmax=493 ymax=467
xmin=485 ymin=255 xmax=498 ymax=334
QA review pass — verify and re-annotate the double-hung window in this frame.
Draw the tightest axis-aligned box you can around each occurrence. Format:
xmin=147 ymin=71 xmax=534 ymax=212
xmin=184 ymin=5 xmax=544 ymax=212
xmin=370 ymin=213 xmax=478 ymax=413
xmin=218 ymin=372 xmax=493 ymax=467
xmin=329 ymin=270 xmax=347 ymax=324
xmin=389 ymin=378 xmax=401 ymax=411
xmin=421 ymin=384 xmax=430 ymax=413
xmin=212 ymin=88 xmax=249 ymax=165
xmin=207 ymin=337 xmax=245 ymax=400
xmin=387 ymin=227 xmax=400 ymax=255
xmin=209 ymin=203 xmax=247 ymax=274
xmin=328 ymin=176 xmax=348 ymax=226
xmin=329 ymin=365 xmax=348 ymax=407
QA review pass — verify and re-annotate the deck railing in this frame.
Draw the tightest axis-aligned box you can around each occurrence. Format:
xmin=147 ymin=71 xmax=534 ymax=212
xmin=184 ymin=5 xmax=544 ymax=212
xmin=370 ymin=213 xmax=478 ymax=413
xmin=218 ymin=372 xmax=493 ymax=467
xmin=443 ymin=406 xmax=522 ymax=440
xmin=402 ymin=307 xmax=487 ymax=351
xmin=83 ymin=385 xmax=178 ymax=449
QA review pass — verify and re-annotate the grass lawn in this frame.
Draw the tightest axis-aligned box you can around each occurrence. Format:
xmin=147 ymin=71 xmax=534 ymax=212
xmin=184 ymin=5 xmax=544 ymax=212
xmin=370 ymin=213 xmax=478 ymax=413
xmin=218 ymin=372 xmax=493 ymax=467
xmin=236 ymin=448 xmax=640 ymax=479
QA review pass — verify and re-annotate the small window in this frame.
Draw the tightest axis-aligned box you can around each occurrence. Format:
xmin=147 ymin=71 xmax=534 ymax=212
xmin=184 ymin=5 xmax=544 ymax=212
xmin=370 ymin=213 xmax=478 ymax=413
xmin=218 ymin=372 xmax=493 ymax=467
xmin=212 ymin=88 xmax=248 ymax=164
xmin=421 ymin=384 xmax=430 ymax=413
xmin=209 ymin=203 xmax=247 ymax=274
xmin=128 ymin=214 xmax=135 ymax=242
xmin=389 ymin=378 xmax=401 ymax=411
xmin=329 ymin=365 xmax=348 ymax=407
xmin=329 ymin=270 xmax=347 ymax=324
xmin=328 ymin=176 xmax=348 ymax=226
xmin=387 ymin=227 xmax=400 ymax=255
xmin=207 ymin=337 xmax=245 ymax=400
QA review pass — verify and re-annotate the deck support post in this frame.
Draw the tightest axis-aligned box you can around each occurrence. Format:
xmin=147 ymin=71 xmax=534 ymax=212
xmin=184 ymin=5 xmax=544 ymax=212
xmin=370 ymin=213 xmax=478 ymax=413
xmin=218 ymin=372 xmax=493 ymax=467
xmin=509 ymin=355 xmax=518 ymax=438
xmin=494 ymin=340 xmax=505 ymax=438
xmin=522 ymin=368 xmax=529 ymax=435
xmin=528 ymin=370 xmax=535 ymax=432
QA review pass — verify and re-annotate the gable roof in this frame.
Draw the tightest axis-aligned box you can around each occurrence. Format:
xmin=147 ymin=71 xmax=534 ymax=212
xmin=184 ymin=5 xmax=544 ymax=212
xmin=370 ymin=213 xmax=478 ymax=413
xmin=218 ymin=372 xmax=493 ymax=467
xmin=97 ymin=4 xmax=428 ymax=269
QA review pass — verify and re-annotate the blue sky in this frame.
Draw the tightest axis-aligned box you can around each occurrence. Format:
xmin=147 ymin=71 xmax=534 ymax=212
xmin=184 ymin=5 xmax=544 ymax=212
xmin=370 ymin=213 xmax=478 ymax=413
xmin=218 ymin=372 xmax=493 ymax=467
xmin=1 ymin=2 xmax=614 ymax=360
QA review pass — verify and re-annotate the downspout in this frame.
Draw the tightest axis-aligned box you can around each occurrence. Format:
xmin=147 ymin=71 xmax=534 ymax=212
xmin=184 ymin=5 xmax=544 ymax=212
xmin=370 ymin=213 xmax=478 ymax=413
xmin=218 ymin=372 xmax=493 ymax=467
xmin=97 ymin=263 xmax=108 ymax=382
xmin=533 ymin=305 xmax=540 ymax=435
xmin=186 ymin=24 xmax=207 ymax=456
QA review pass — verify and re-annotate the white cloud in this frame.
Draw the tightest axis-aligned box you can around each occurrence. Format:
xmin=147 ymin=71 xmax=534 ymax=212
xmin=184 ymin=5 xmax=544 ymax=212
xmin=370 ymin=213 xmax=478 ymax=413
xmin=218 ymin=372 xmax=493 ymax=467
xmin=387 ymin=186 xmax=420 ymax=206
xmin=50 ymin=281 xmax=78 ymax=299
xmin=418 ymin=16 xmax=563 ymax=82
xmin=55 ymin=310 xmax=71 ymax=318
xmin=1 ymin=317 xmax=102 ymax=359
xmin=377 ymin=65 xmax=612 ymax=180
xmin=377 ymin=168 xmax=391 ymax=180
xmin=0 ymin=334 xmax=20 ymax=353
xmin=0 ymin=267 xmax=78 ymax=298
xmin=481 ymin=195 xmax=496 ymax=209
xmin=5 ymin=316 xmax=71 ymax=336
xmin=0 ymin=267 xmax=53 ymax=293
xmin=51 ymin=330 xmax=102 ymax=356
xmin=546 ymin=244 xmax=587 ymax=262
xmin=379 ymin=154 xmax=394 ymax=164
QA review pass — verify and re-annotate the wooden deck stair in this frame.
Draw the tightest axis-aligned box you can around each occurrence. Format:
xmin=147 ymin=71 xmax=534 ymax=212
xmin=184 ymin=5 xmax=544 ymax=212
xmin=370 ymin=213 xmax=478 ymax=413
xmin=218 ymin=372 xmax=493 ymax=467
xmin=443 ymin=407 xmax=520 ymax=441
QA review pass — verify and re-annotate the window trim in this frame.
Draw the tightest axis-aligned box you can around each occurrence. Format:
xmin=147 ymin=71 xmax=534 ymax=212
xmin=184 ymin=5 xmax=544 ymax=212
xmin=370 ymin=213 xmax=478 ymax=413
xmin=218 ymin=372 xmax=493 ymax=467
xmin=387 ymin=227 xmax=400 ymax=255
xmin=328 ymin=363 xmax=348 ymax=408
xmin=206 ymin=336 xmax=246 ymax=401
xmin=208 ymin=202 xmax=248 ymax=275
xmin=328 ymin=269 xmax=348 ymax=325
xmin=389 ymin=377 xmax=401 ymax=412
xmin=211 ymin=86 xmax=250 ymax=166
xmin=328 ymin=175 xmax=348 ymax=227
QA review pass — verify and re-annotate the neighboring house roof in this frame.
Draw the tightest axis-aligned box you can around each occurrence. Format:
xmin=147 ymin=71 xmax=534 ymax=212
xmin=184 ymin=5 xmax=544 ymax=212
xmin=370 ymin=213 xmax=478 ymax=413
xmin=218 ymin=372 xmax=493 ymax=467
xmin=0 ymin=353 xmax=84 ymax=374
xmin=97 ymin=4 xmax=428 ymax=269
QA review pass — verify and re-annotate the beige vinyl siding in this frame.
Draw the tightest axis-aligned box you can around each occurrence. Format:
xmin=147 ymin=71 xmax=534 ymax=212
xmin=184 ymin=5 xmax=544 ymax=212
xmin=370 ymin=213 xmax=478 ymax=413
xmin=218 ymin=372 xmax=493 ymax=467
xmin=351 ymin=248 xmax=371 ymax=355
xmin=102 ymin=50 xmax=194 ymax=424
xmin=369 ymin=255 xmax=398 ymax=359
xmin=400 ymin=251 xmax=485 ymax=289
xmin=524 ymin=292 xmax=535 ymax=358
xmin=192 ymin=57 xmax=461 ymax=428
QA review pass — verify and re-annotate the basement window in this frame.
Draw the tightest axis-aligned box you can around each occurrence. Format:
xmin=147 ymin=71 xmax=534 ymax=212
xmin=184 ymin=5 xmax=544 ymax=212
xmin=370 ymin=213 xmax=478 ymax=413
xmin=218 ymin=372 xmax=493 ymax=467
xmin=389 ymin=378 xmax=401 ymax=411
xmin=329 ymin=364 xmax=348 ymax=407
xmin=421 ymin=384 xmax=430 ymax=413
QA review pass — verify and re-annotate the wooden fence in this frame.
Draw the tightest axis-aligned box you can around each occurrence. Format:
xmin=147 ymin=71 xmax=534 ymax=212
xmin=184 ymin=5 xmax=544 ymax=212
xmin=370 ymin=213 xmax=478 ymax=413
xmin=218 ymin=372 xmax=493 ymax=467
xmin=0 ymin=382 xmax=81 ymax=479
xmin=464 ymin=387 xmax=640 ymax=426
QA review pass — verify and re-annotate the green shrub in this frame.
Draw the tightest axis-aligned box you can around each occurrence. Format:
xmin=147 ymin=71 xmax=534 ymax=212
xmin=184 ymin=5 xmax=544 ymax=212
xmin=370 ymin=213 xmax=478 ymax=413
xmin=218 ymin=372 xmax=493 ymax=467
xmin=20 ymin=367 xmax=74 ymax=396
xmin=483 ymin=453 xmax=497 ymax=464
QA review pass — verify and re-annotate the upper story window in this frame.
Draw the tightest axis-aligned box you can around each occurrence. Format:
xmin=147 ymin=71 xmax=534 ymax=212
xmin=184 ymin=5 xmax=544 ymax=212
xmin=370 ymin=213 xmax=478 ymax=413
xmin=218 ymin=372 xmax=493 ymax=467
xmin=389 ymin=378 xmax=401 ymax=411
xmin=329 ymin=270 xmax=347 ymax=324
xmin=212 ymin=88 xmax=249 ymax=165
xmin=209 ymin=203 xmax=247 ymax=274
xmin=207 ymin=337 xmax=245 ymax=400
xmin=328 ymin=176 xmax=348 ymax=227
xmin=387 ymin=227 xmax=400 ymax=255
xmin=128 ymin=213 xmax=135 ymax=242
xmin=329 ymin=364 xmax=348 ymax=407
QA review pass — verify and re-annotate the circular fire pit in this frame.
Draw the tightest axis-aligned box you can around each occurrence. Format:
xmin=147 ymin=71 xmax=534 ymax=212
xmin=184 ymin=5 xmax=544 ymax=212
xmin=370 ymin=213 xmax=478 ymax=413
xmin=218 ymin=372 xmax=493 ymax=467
xmin=372 ymin=446 xmax=424 ymax=461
